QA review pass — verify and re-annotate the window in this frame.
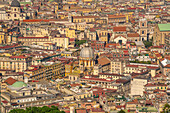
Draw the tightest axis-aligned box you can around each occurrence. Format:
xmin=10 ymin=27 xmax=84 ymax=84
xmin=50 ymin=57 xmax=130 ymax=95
xmin=142 ymin=31 xmax=144 ymax=34
xmin=142 ymin=23 xmax=144 ymax=26
xmin=14 ymin=14 xmax=16 ymax=17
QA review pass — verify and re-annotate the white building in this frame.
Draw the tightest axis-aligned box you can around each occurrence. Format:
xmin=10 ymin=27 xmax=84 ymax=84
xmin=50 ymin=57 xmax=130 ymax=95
xmin=131 ymin=76 xmax=149 ymax=96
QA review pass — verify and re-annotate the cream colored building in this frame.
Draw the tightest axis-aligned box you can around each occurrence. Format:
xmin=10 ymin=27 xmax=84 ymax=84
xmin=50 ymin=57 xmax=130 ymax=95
xmin=6 ymin=0 xmax=28 ymax=21
xmin=52 ymin=37 xmax=69 ymax=48
xmin=130 ymin=76 xmax=149 ymax=96
xmin=111 ymin=59 xmax=124 ymax=74
xmin=0 ymin=56 xmax=31 ymax=72
xmin=18 ymin=37 xmax=50 ymax=45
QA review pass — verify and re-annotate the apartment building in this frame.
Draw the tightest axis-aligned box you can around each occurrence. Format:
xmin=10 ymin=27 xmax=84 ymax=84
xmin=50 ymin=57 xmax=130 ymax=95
xmin=111 ymin=59 xmax=125 ymax=74
xmin=0 ymin=55 xmax=31 ymax=72
xmin=24 ymin=61 xmax=64 ymax=80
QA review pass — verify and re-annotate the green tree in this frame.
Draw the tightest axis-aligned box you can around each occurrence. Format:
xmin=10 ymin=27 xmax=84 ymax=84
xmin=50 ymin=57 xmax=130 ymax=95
xmin=75 ymin=39 xmax=87 ymax=46
xmin=117 ymin=109 xmax=125 ymax=113
xmin=9 ymin=109 xmax=25 ymax=113
xmin=9 ymin=106 xmax=65 ymax=113
xmin=143 ymin=41 xmax=152 ymax=48
xmin=161 ymin=103 xmax=170 ymax=113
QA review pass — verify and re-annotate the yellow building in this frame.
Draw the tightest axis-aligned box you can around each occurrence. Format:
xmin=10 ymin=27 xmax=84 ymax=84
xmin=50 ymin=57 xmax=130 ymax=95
xmin=82 ymin=0 xmax=93 ymax=2
xmin=61 ymin=51 xmax=73 ymax=57
xmin=96 ymin=29 xmax=108 ymax=42
xmin=65 ymin=62 xmax=73 ymax=76
xmin=65 ymin=28 xmax=76 ymax=38
xmin=0 ymin=31 xmax=5 ymax=44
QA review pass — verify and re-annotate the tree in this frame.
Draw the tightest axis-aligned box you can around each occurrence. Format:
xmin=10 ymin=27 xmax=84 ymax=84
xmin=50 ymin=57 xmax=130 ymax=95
xmin=161 ymin=103 xmax=170 ymax=113
xmin=117 ymin=109 xmax=125 ymax=113
xmin=9 ymin=106 xmax=65 ymax=113
xmin=143 ymin=41 xmax=152 ymax=48
xmin=9 ymin=109 xmax=25 ymax=113
xmin=75 ymin=39 xmax=87 ymax=46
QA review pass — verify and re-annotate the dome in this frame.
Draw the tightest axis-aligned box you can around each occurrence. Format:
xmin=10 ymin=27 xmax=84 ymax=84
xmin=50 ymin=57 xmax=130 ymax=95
xmin=11 ymin=0 xmax=20 ymax=7
xmin=80 ymin=46 xmax=94 ymax=58
xmin=11 ymin=81 xmax=27 ymax=88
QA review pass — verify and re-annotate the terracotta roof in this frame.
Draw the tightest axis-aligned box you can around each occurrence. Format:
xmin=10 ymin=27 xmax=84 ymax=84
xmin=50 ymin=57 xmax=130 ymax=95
xmin=116 ymin=79 xmax=129 ymax=84
xmin=155 ymin=53 xmax=162 ymax=57
xmin=98 ymin=57 xmax=111 ymax=66
xmin=76 ymin=109 xmax=86 ymax=113
xmin=10 ymin=55 xmax=27 ymax=59
xmin=145 ymin=83 xmax=167 ymax=87
xmin=108 ymin=15 xmax=126 ymax=18
xmin=164 ymin=64 xmax=170 ymax=68
xmin=113 ymin=26 xmax=126 ymax=32
xmin=91 ymin=108 xmax=105 ymax=112
xmin=70 ymin=83 xmax=80 ymax=87
xmin=127 ymin=33 xmax=139 ymax=37
xmin=4 ymin=77 xmax=17 ymax=85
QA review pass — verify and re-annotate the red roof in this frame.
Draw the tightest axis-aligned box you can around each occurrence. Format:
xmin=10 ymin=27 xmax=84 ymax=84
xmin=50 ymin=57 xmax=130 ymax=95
xmin=2 ymin=100 xmax=8 ymax=104
xmin=69 ymin=38 xmax=75 ymax=42
xmin=10 ymin=55 xmax=27 ymax=59
xmin=4 ymin=77 xmax=17 ymax=85
xmin=0 ymin=44 xmax=19 ymax=49
xmin=70 ymin=83 xmax=80 ymax=87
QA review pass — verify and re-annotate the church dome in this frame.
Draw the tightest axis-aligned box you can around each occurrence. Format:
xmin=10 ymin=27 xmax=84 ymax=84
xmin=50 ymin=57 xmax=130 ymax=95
xmin=11 ymin=0 xmax=20 ymax=7
xmin=80 ymin=45 xmax=94 ymax=58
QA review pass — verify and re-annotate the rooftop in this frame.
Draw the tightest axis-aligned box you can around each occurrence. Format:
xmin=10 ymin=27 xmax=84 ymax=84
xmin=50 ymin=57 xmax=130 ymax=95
xmin=158 ymin=24 xmax=170 ymax=31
